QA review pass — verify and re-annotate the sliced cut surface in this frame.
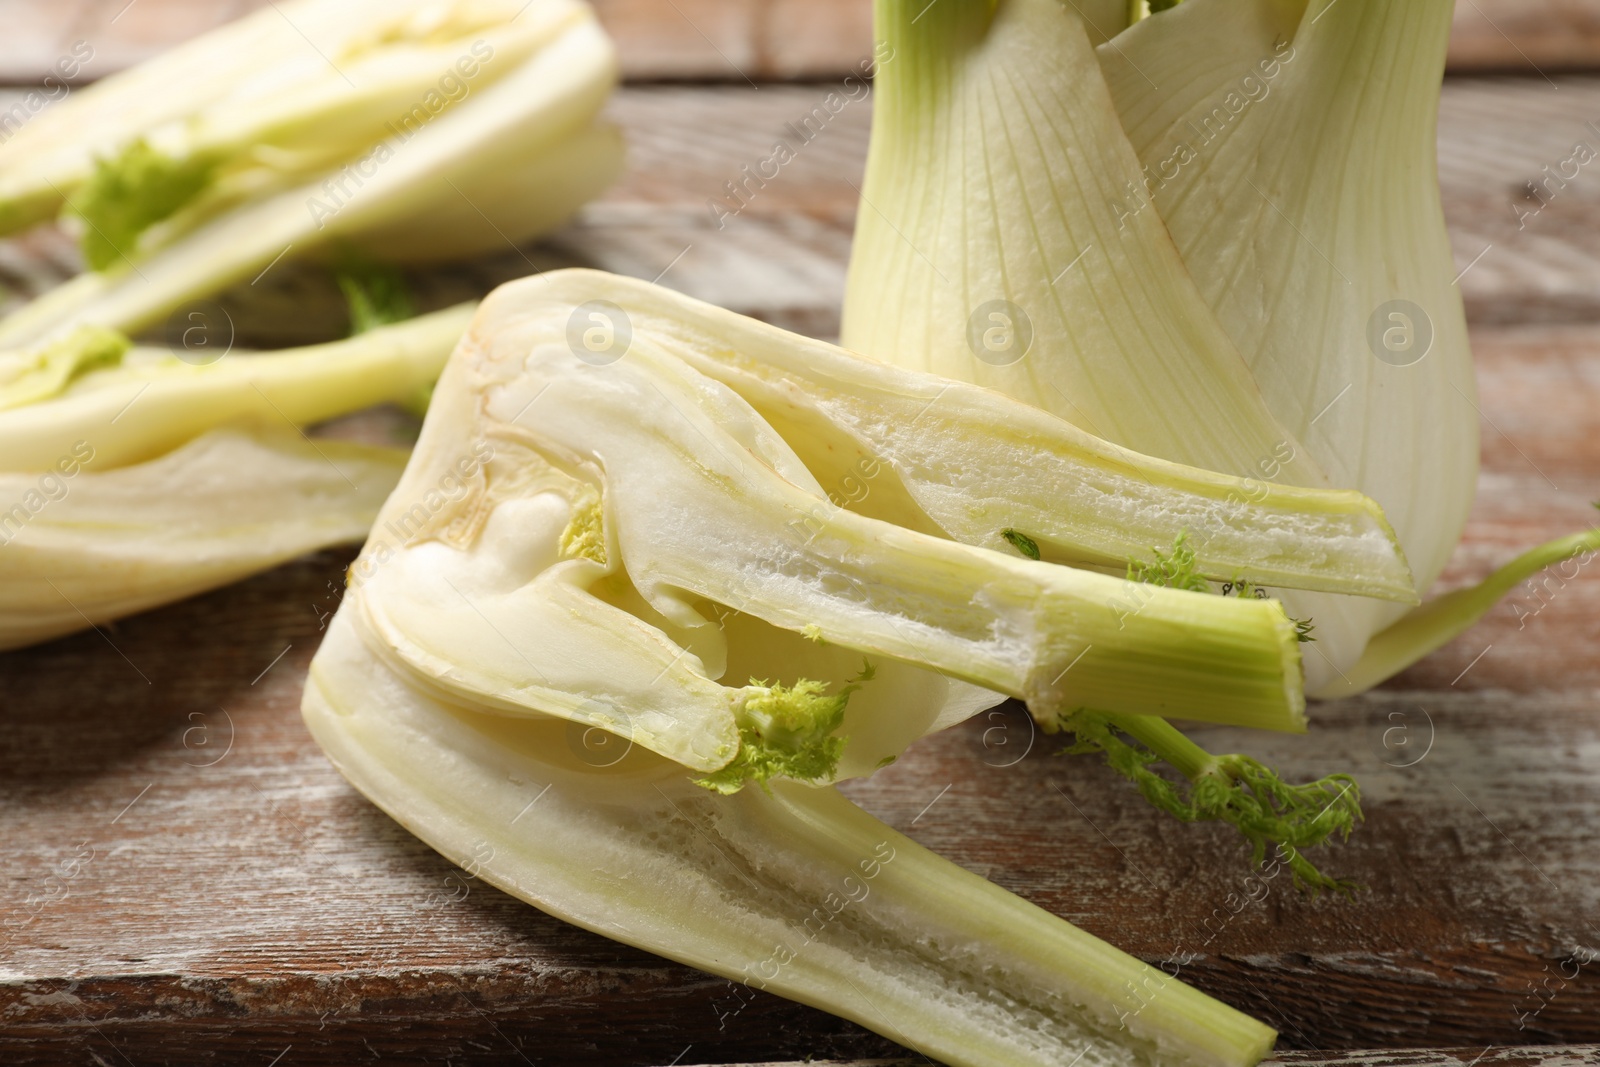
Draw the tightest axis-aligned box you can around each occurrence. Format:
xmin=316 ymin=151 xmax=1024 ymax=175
xmin=507 ymin=271 xmax=1415 ymax=602
xmin=352 ymin=270 xmax=1312 ymax=747
xmin=303 ymin=602 xmax=1280 ymax=1067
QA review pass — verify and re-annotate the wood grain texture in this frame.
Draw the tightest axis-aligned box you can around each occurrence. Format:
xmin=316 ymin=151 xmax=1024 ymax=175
xmin=685 ymin=1056 xmax=1600 ymax=1067
xmin=1270 ymin=1053 xmax=1600 ymax=1067
xmin=1 ymin=0 xmax=1598 ymax=85
xmin=3 ymin=319 xmax=1600 ymax=1053
xmin=1439 ymin=77 xmax=1600 ymax=326
xmin=0 ymin=0 xmax=874 ymax=84
xmin=3 ymin=68 xmax=1600 ymax=1067
xmin=1447 ymin=1 xmax=1600 ymax=74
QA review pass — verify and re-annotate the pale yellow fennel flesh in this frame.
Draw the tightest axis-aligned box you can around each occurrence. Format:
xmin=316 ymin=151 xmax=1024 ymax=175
xmin=304 ymin=274 xmax=1288 ymax=1067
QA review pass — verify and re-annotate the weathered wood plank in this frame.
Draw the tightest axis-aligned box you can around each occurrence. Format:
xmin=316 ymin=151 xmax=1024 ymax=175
xmin=2 ymin=314 xmax=1596 ymax=1064
xmin=1272 ymin=1053 xmax=1600 ymax=1067
xmin=683 ymin=1055 xmax=1600 ymax=1067
xmin=3 ymin=70 xmax=1600 ymax=1067
xmin=1448 ymin=1 xmax=1600 ymax=75
xmin=1438 ymin=77 xmax=1600 ymax=326
xmin=0 ymin=0 xmax=876 ymax=84
xmin=0 ymin=0 xmax=1597 ymax=86
xmin=591 ymin=0 xmax=876 ymax=81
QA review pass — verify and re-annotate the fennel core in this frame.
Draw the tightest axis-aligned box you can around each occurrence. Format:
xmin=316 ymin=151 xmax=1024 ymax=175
xmin=696 ymin=661 xmax=876 ymax=795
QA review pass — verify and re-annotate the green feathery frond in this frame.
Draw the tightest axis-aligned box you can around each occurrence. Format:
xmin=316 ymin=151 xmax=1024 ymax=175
xmin=337 ymin=261 xmax=417 ymax=337
xmin=1055 ymin=532 xmax=1355 ymax=890
xmin=1128 ymin=531 xmax=1209 ymax=592
xmin=1059 ymin=710 xmax=1363 ymax=894
xmin=696 ymin=672 xmax=870 ymax=795
xmin=69 ymin=140 xmax=218 ymax=271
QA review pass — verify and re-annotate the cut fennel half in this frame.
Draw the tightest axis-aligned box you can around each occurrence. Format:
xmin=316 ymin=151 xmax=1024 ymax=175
xmin=0 ymin=303 xmax=475 ymax=474
xmin=0 ymin=306 xmax=471 ymax=650
xmin=342 ymin=267 xmax=1315 ymax=796
xmin=0 ymin=426 xmax=405 ymax=650
xmin=0 ymin=0 xmax=620 ymax=349
xmin=304 ymin=600 xmax=1279 ymax=1067
xmin=0 ymin=0 xmax=590 ymax=237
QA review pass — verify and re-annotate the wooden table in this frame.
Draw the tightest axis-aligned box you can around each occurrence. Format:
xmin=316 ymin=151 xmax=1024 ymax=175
xmin=3 ymin=49 xmax=1600 ymax=1067
xmin=3 ymin=0 xmax=1599 ymax=80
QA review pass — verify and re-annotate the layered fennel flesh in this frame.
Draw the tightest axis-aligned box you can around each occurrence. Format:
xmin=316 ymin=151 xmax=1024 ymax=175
xmin=0 ymin=307 xmax=471 ymax=649
xmin=306 ymin=604 xmax=1278 ymax=1067
xmin=339 ymin=271 xmax=1438 ymax=768
xmin=0 ymin=0 xmax=620 ymax=349
xmin=303 ymin=272 xmax=1319 ymax=1066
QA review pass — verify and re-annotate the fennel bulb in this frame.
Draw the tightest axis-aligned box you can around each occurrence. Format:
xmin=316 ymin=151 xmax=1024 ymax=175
xmin=301 ymin=269 xmax=1338 ymax=1066
xmin=841 ymin=0 xmax=1392 ymax=687
xmin=0 ymin=0 xmax=621 ymax=349
xmin=1100 ymin=0 xmax=1479 ymax=695
xmin=840 ymin=0 xmax=1590 ymax=698
xmin=0 ymin=427 xmax=405 ymax=651
xmin=0 ymin=307 xmax=472 ymax=649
